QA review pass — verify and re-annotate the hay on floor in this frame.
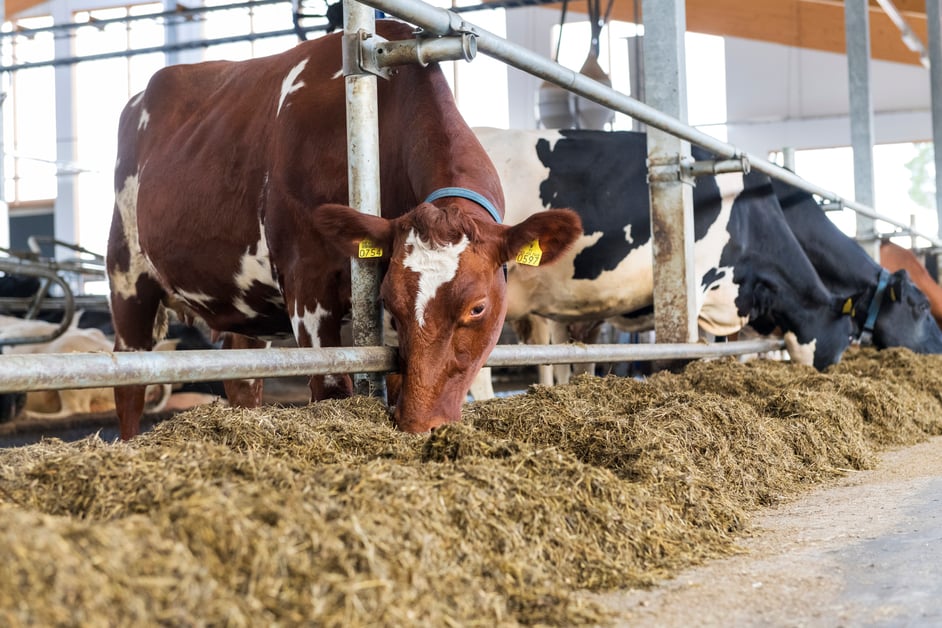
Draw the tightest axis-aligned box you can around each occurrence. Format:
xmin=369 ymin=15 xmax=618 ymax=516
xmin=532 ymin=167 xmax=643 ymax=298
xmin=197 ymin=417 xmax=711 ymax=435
xmin=0 ymin=346 xmax=940 ymax=626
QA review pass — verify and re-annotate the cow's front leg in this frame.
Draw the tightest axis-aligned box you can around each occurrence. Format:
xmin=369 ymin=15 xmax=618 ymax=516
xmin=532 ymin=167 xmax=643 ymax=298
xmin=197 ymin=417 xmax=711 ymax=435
xmin=221 ymin=333 xmax=268 ymax=407
xmin=290 ymin=302 xmax=353 ymax=401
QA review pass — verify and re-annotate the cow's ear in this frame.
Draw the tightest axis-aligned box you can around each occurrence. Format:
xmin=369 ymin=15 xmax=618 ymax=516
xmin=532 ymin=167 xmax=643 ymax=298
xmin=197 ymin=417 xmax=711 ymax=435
xmin=888 ymin=269 xmax=909 ymax=302
xmin=499 ymin=209 xmax=582 ymax=267
xmin=313 ymin=203 xmax=393 ymax=260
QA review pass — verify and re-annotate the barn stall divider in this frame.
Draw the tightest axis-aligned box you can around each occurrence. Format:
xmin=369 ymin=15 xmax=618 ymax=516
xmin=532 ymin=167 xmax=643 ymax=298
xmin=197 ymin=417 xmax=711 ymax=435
xmin=0 ymin=0 xmax=934 ymax=401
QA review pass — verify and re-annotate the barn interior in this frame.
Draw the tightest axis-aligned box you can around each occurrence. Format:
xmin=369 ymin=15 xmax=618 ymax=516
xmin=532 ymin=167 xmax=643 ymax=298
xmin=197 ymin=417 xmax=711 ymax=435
xmin=0 ymin=0 xmax=939 ymax=437
xmin=0 ymin=1 xmax=941 ymax=624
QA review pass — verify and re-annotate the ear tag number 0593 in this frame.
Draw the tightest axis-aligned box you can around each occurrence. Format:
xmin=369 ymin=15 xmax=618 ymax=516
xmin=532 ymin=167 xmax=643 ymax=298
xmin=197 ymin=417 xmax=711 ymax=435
xmin=358 ymin=238 xmax=383 ymax=259
xmin=516 ymin=240 xmax=543 ymax=266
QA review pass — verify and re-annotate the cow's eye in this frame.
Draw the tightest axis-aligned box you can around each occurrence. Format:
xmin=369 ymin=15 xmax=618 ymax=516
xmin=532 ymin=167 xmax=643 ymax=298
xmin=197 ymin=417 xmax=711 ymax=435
xmin=469 ymin=303 xmax=486 ymax=318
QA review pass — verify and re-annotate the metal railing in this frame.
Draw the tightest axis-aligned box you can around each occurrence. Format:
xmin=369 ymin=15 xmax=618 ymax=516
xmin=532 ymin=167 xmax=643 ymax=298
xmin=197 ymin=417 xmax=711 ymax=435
xmin=15 ymin=0 xmax=928 ymax=399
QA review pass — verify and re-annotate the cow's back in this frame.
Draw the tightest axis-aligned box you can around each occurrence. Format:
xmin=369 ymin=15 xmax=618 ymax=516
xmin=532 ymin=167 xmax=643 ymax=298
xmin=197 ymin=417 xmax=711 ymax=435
xmin=111 ymin=29 xmax=354 ymax=336
xmin=880 ymin=240 xmax=942 ymax=328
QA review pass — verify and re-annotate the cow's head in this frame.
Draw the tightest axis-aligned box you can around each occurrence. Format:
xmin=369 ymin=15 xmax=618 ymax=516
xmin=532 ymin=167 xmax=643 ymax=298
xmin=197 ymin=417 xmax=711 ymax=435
xmin=316 ymin=202 xmax=582 ymax=432
xmin=852 ymin=269 xmax=942 ymax=353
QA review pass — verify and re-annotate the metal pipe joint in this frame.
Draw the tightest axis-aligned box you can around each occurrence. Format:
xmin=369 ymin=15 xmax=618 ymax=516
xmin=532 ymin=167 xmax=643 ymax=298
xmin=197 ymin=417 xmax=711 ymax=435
xmin=343 ymin=29 xmax=477 ymax=79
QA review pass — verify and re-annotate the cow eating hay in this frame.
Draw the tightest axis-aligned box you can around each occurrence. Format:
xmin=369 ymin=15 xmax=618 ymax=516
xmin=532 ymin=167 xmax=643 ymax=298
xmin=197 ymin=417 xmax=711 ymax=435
xmin=107 ymin=19 xmax=581 ymax=440
xmin=0 ymin=347 xmax=941 ymax=625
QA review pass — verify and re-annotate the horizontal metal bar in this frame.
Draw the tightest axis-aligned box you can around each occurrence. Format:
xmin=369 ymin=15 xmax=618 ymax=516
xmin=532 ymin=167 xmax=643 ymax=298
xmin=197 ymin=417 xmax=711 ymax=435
xmin=375 ymin=32 xmax=477 ymax=67
xmin=0 ymin=296 xmax=109 ymax=311
xmin=0 ymin=339 xmax=785 ymax=394
xmin=358 ymin=0 xmax=942 ymax=249
xmin=687 ymin=157 xmax=751 ymax=177
xmin=0 ymin=346 xmax=396 ymax=393
xmin=486 ymin=338 xmax=786 ymax=367
xmin=0 ymin=0 xmax=287 ymax=39
xmin=0 ymin=27 xmax=327 ymax=72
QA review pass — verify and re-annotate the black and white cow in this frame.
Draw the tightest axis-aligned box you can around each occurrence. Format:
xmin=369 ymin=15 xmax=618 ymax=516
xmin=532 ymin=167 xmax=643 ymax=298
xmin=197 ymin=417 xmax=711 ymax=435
xmin=474 ymin=127 xmax=855 ymax=383
xmin=769 ymin=178 xmax=942 ymax=352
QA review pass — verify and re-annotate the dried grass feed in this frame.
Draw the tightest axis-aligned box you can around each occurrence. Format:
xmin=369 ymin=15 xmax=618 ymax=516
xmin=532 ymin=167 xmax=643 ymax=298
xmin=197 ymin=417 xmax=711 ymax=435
xmin=1 ymin=347 xmax=941 ymax=626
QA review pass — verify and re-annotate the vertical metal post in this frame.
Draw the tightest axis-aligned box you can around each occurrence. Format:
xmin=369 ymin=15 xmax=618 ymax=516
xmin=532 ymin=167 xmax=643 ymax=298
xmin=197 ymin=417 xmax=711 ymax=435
xmin=0 ymin=1 xmax=8 ymax=250
xmin=343 ymin=1 xmax=386 ymax=398
xmin=845 ymin=0 xmax=879 ymax=260
xmin=163 ymin=0 xmax=203 ymax=66
xmin=641 ymin=0 xmax=697 ymax=343
xmin=628 ymin=0 xmax=645 ymax=133
xmin=52 ymin=0 xmax=79 ymax=261
xmin=927 ymin=0 xmax=942 ymax=242
xmin=782 ymin=146 xmax=796 ymax=171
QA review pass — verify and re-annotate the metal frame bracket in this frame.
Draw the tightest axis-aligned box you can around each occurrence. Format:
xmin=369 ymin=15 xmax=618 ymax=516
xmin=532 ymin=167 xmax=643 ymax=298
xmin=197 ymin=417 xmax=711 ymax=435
xmin=646 ymin=154 xmax=696 ymax=186
xmin=342 ymin=29 xmax=477 ymax=79
xmin=686 ymin=155 xmax=751 ymax=177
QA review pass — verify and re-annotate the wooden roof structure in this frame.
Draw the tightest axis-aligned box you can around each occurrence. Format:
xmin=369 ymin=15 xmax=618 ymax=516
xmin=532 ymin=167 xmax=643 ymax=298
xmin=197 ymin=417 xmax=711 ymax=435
xmin=518 ymin=0 xmax=929 ymax=66
xmin=3 ymin=0 xmax=930 ymax=68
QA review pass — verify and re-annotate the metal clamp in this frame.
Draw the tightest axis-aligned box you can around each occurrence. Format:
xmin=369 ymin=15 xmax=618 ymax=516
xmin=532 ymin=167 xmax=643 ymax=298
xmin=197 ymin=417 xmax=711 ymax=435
xmin=646 ymin=154 xmax=696 ymax=185
xmin=685 ymin=155 xmax=751 ymax=177
xmin=343 ymin=29 xmax=477 ymax=79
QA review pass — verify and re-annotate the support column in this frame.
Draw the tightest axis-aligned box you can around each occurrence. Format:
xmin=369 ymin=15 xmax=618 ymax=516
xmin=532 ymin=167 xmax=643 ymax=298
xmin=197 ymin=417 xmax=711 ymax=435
xmin=845 ymin=0 xmax=879 ymax=260
xmin=52 ymin=0 xmax=79 ymax=258
xmin=0 ymin=1 xmax=8 ymax=249
xmin=163 ymin=0 xmax=204 ymax=66
xmin=927 ymin=0 xmax=942 ymax=245
xmin=641 ymin=0 xmax=697 ymax=343
xmin=343 ymin=1 xmax=385 ymax=398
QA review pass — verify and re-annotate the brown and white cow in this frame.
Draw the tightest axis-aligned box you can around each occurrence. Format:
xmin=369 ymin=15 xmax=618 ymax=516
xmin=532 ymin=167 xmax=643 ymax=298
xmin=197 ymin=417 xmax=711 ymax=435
xmin=107 ymin=20 xmax=581 ymax=439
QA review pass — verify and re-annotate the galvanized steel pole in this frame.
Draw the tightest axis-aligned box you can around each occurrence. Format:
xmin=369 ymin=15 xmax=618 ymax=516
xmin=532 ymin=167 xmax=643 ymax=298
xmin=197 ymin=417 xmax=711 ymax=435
xmin=927 ymin=0 xmax=942 ymax=244
xmin=344 ymin=1 xmax=387 ymax=398
xmin=642 ymin=0 xmax=698 ymax=343
xmin=845 ymin=0 xmax=879 ymax=260
xmin=0 ymin=340 xmax=785 ymax=394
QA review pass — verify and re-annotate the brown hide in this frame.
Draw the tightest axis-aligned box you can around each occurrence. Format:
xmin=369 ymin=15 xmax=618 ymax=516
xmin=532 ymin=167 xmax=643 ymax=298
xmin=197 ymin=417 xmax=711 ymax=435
xmin=107 ymin=20 xmax=582 ymax=438
xmin=880 ymin=240 xmax=942 ymax=329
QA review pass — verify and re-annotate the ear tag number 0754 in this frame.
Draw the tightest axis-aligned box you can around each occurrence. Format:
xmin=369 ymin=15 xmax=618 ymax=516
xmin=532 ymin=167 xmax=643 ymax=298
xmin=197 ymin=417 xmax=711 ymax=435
xmin=358 ymin=238 xmax=383 ymax=259
xmin=516 ymin=240 xmax=543 ymax=266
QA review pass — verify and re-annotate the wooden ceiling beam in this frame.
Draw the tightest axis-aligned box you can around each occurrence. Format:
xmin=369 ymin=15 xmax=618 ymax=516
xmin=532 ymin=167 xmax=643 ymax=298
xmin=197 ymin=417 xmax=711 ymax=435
xmin=5 ymin=0 xmax=48 ymax=18
xmin=540 ymin=0 xmax=927 ymax=66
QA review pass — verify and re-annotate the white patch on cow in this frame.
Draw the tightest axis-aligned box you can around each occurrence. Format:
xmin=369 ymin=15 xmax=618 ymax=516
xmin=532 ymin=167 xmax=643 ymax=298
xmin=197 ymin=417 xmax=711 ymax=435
xmin=475 ymin=127 xmax=562 ymax=224
xmin=234 ymin=224 xmax=277 ymax=293
xmin=110 ymin=173 xmax=158 ymax=301
xmin=176 ymin=289 xmax=215 ymax=310
xmin=623 ymin=223 xmax=633 ymax=244
xmin=277 ymin=59 xmax=308 ymax=116
xmin=138 ymin=108 xmax=150 ymax=131
xmin=403 ymin=230 xmax=469 ymax=327
xmin=698 ymin=265 xmax=749 ymax=336
xmin=783 ymin=331 xmax=816 ymax=366
xmin=291 ymin=303 xmax=328 ymax=347
xmin=129 ymin=93 xmax=144 ymax=108
xmin=228 ymin=222 xmax=280 ymax=318
xmin=694 ymin=172 xmax=744 ymax=335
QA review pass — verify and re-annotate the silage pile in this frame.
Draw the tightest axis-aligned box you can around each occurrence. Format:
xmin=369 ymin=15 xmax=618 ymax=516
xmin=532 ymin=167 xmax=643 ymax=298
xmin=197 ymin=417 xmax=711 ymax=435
xmin=0 ymin=346 xmax=941 ymax=626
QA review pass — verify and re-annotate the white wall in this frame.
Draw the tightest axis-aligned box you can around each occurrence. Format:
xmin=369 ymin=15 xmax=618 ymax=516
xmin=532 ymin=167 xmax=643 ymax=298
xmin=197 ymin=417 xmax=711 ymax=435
xmin=724 ymin=36 xmax=932 ymax=155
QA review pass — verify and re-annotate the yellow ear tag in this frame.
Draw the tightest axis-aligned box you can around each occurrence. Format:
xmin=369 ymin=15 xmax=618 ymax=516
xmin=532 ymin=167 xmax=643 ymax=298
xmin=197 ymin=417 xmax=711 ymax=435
xmin=358 ymin=238 xmax=383 ymax=259
xmin=842 ymin=298 xmax=854 ymax=315
xmin=516 ymin=240 xmax=543 ymax=267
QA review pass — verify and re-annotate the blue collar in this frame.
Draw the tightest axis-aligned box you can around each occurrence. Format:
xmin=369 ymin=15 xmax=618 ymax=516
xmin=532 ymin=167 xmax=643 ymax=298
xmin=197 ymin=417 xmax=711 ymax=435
xmin=424 ymin=187 xmax=502 ymax=224
xmin=863 ymin=268 xmax=891 ymax=334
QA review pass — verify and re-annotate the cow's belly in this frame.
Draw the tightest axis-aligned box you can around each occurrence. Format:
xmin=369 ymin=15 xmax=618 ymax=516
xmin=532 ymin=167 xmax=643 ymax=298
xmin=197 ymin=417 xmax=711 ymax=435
xmin=133 ymin=220 xmax=289 ymax=335
xmin=507 ymin=240 xmax=655 ymax=323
